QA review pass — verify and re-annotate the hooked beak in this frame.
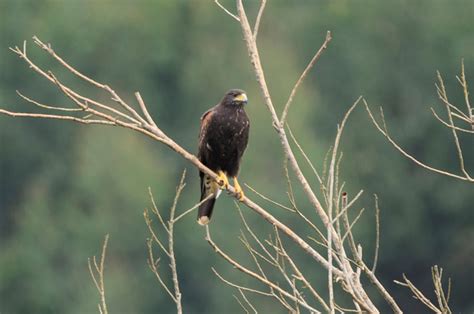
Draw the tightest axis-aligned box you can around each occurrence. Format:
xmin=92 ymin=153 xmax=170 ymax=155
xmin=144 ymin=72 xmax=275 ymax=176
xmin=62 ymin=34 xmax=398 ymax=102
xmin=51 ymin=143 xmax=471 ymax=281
xmin=234 ymin=93 xmax=248 ymax=104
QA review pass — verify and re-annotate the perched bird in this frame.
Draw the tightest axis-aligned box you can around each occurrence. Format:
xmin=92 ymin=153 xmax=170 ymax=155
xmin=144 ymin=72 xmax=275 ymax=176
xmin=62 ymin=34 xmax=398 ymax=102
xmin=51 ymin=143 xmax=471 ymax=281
xmin=197 ymin=89 xmax=250 ymax=225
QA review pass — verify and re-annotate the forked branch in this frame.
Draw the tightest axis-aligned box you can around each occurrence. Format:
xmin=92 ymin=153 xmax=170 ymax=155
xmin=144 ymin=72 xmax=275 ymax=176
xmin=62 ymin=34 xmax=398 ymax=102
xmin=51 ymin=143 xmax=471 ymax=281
xmin=88 ymin=234 xmax=110 ymax=314
xmin=365 ymin=62 xmax=473 ymax=183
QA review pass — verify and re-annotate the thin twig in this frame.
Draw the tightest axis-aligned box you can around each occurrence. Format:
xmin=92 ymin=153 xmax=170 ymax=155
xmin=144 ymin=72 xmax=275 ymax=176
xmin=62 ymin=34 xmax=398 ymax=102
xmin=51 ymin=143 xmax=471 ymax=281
xmin=274 ymin=229 xmax=330 ymax=312
xmin=205 ymin=226 xmax=319 ymax=313
xmin=394 ymin=274 xmax=440 ymax=313
xmin=239 ymin=289 xmax=258 ymax=314
xmin=372 ymin=194 xmax=380 ymax=273
xmin=0 ymin=109 xmax=115 ymax=126
xmin=17 ymin=90 xmax=83 ymax=112
xmin=287 ymin=124 xmax=324 ymax=186
xmin=342 ymin=208 xmax=365 ymax=244
xmin=146 ymin=238 xmax=176 ymax=301
xmin=144 ymin=209 xmax=171 ymax=256
xmin=457 ymin=59 xmax=473 ymax=128
xmin=88 ymin=234 xmax=110 ymax=314
xmin=173 ymin=193 xmax=214 ymax=223
xmin=280 ymin=31 xmax=332 ymax=126
xmin=148 ymin=187 xmax=169 ymax=234
xmin=364 ymin=99 xmax=472 ymax=182
xmin=253 ymin=0 xmax=267 ymax=40
xmin=145 ymin=173 xmax=186 ymax=313
xmin=233 ymin=294 xmax=251 ymax=314
xmin=214 ymin=0 xmax=240 ymax=21
xmin=431 ymin=108 xmax=474 ymax=133
xmin=135 ymin=92 xmax=158 ymax=128
xmin=245 ymin=184 xmax=295 ymax=212
xmin=437 ymin=71 xmax=472 ymax=180
xmin=212 ymin=267 xmax=273 ymax=297
xmin=167 ymin=170 xmax=186 ymax=314
xmin=32 ymin=37 xmax=148 ymax=126
xmin=331 ymin=190 xmax=364 ymax=224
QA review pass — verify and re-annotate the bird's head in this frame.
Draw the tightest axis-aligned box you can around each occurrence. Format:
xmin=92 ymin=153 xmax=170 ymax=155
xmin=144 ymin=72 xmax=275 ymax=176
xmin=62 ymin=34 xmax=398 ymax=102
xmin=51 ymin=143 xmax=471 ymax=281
xmin=222 ymin=89 xmax=248 ymax=106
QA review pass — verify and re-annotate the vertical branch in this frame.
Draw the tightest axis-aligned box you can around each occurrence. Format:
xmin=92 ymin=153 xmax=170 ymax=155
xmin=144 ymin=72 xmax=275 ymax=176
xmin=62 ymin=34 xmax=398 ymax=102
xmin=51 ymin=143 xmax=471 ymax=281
xmin=372 ymin=194 xmax=381 ymax=273
xmin=145 ymin=171 xmax=187 ymax=314
xmin=457 ymin=59 xmax=473 ymax=128
xmin=436 ymin=72 xmax=471 ymax=180
xmin=88 ymin=234 xmax=110 ymax=314
xmin=234 ymin=2 xmax=399 ymax=312
xmin=236 ymin=0 xmax=280 ymax=127
xmin=167 ymin=170 xmax=186 ymax=314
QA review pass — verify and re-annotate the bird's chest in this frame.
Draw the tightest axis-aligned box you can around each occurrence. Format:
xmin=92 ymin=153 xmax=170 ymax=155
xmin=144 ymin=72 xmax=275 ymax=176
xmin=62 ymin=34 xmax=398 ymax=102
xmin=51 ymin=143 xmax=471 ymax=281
xmin=208 ymin=110 xmax=248 ymax=152
xmin=217 ymin=116 xmax=246 ymax=144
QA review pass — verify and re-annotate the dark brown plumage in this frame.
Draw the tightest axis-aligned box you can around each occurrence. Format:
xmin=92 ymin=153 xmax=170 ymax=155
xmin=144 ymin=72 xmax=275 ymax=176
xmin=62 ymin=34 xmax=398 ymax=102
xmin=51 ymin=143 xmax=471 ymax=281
xmin=197 ymin=89 xmax=250 ymax=225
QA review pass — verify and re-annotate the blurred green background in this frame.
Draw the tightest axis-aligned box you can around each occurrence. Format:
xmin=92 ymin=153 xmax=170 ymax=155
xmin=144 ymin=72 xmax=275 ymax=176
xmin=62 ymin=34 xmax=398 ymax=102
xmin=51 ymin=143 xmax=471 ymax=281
xmin=1 ymin=0 xmax=473 ymax=313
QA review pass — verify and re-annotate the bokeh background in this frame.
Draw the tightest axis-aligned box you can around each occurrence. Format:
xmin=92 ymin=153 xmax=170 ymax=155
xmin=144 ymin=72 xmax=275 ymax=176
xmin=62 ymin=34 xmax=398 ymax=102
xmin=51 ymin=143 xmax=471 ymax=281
xmin=1 ymin=1 xmax=473 ymax=313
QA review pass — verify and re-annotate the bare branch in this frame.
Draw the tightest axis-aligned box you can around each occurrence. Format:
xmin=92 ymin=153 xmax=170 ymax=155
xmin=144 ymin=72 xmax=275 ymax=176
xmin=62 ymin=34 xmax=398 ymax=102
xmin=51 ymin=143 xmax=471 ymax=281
xmin=0 ymin=108 xmax=115 ymax=126
xmin=372 ymin=194 xmax=380 ymax=274
xmin=364 ymin=99 xmax=472 ymax=182
xmin=331 ymin=190 xmax=364 ymax=224
xmin=233 ymin=294 xmax=251 ymax=314
xmin=436 ymin=71 xmax=472 ymax=180
xmin=342 ymin=207 xmax=365 ymax=245
xmin=145 ymin=173 xmax=186 ymax=314
xmin=148 ymin=187 xmax=169 ymax=234
xmin=287 ymin=124 xmax=324 ymax=186
xmin=88 ymin=234 xmax=110 ymax=314
xmin=245 ymin=184 xmax=295 ymax=212
xmin=144 ymin=209 xmax=170 ymax=257
xmin=214 ymin=0 xmax=240 ymax=21
xmin=146 ymin=238 xmax=176 ymax=302
xmin=212 ymin=268 xmax=273 ymax=297
xmin=238 ymin=289 xmax=258 ymax=314
xmin=167 ymin=170 xmax=186 ymax=314
xmin=135 ymin=92 xmax=158 ymax=128
xmin=16 ymin=90 xmax=83 ymax=112
xmin=394 ymin=274 xmax=441 ymax=313
xmin=280 ymin=31 xmax=332 ymax=126
xmin=173 ymin=193 xmax=214 ymax=223
xmin=253 ymin=0 xmax=267 ymax=40
xmin=32 ymin=36 xmax=149 ymax=126
xmin=432 ymin=266 xmax=452 ymax=314
xmin=274 ymin=229 xmax=330 ymax=312
xmin=457 ymin=59 xmax=473 ymax=128
xmin=205 ymin=225 xmax=320 ymax=313
xmin=431 ymin=108 xmax=474 ymax=134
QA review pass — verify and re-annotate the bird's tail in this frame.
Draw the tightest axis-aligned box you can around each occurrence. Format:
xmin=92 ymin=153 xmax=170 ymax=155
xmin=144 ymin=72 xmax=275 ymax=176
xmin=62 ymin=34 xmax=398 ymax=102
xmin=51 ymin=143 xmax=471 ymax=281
xmin=197 ymin=173 xmax=221 ymax=225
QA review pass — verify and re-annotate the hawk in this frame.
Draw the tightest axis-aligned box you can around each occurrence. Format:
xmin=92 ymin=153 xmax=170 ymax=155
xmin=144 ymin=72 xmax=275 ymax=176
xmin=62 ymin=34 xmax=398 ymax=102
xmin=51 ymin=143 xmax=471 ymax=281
xmin=197 ymin=89 xmax=250 ymax=225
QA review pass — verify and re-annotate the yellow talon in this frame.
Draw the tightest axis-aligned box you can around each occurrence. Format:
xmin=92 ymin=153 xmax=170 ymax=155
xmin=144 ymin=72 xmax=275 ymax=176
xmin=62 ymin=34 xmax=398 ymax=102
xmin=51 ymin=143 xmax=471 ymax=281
xmin=216 ymin=170 xmax=229 ymax=189
xmin=233 ymin=177 xmax=245 ymax=201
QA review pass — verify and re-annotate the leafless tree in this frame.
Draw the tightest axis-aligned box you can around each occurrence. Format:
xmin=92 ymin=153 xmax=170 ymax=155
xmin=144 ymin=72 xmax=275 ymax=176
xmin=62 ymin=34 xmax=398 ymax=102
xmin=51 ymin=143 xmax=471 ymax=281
xmin=0 ymin=1 xmax=461 ymax=313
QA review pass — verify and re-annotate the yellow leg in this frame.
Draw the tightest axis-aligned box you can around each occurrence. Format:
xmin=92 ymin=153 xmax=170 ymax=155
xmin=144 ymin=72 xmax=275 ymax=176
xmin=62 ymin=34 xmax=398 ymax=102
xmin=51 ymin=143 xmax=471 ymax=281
xmin=216 ymin=170 xmax=229 ymax=189
xmin=233 ymin=177 xmax=245 ymax=201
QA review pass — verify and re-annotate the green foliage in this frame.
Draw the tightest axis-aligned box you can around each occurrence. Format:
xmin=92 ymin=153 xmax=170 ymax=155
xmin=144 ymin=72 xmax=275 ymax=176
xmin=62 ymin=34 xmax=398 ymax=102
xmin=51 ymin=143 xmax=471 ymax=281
xmin=0 ymin=1 xmax=473 ymax=313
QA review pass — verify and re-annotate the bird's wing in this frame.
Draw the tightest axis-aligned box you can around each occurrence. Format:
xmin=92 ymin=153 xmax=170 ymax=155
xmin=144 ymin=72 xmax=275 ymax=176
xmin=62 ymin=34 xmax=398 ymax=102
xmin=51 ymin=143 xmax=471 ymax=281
xmin=198 ymin=107 xmax=215 ymax=157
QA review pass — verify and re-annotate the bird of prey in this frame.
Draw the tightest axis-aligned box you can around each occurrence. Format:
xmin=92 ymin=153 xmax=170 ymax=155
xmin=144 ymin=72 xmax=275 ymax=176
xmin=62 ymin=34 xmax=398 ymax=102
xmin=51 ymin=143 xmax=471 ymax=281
xmin=197 ymin=89 xmax=250 ymax=225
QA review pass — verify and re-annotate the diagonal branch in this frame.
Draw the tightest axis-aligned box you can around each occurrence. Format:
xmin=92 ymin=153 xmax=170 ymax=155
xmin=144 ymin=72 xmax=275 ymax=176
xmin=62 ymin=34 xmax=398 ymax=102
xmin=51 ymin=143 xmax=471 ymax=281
xmin=280 ymin=31 xmax=332 ymax=126
xmin=205 ymin=226 xmax=320 ymax=313
xmin=364 ymin=99 xmax=472 ymax=183
xmin=214 ymin=0 xmax=240 ymax=21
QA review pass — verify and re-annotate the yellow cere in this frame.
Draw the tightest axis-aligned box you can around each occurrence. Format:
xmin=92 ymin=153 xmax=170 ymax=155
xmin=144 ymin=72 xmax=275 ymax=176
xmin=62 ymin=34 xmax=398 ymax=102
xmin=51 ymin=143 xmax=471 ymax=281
xmin=234 ymin=93 xmax=248 ymax=102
